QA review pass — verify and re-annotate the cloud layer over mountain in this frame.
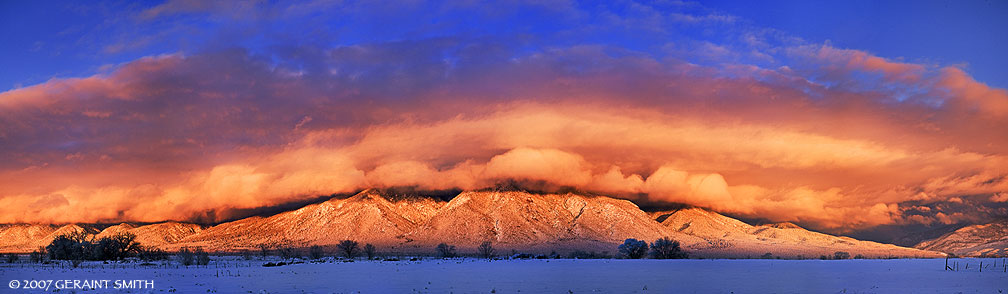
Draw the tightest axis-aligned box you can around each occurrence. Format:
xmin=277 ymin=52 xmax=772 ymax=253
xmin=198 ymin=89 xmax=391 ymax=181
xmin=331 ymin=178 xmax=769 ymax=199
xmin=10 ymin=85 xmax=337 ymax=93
xmin=1 ymin=1 xmax=1005 ymax=233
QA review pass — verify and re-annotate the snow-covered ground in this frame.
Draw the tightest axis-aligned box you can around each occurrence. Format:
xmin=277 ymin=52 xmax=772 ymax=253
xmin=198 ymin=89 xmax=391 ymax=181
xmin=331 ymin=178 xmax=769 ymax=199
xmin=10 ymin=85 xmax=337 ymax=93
xmin=2 ymin=257 xmax=1006 ymax=293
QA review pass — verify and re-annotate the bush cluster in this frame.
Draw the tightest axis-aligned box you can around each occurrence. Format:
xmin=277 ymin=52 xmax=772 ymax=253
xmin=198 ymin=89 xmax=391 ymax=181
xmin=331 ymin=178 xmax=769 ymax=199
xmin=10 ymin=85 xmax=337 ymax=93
xmin=617 ymin=238 xmax=688 ymax=259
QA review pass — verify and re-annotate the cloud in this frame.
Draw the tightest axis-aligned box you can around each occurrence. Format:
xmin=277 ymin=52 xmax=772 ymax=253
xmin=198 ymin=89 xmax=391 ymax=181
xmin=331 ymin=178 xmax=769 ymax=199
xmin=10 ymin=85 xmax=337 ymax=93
xmin=936 ymin=67 xmax=1008 ymax=118
xmin=805 ymin=45 xmax=926 ymax=83
xmin=483 ymin=148 xmax=594 ymax=187
xmin=0 ymin=2 xmax=1006 ymax=233
xmin=1 ymin=44 xmax=1006 ymax=230
xmin=790 ymin=44 xmax=1008 ymax=120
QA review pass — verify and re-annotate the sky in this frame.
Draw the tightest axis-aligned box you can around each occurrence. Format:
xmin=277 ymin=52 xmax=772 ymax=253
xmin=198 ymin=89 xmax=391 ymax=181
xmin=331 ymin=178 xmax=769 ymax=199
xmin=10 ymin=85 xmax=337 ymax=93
xmin=0 ymin=0 xmax=1006 ymax=239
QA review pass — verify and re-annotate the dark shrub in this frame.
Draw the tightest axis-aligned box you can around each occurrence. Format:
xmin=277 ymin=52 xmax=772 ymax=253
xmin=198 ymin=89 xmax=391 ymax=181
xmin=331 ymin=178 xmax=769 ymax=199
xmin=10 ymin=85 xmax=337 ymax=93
xmin=178 ymin=247 xmax=195 ymax=266
xmin=137 ymin=247 xmax=169 ymax=261
xmin=4 ymin=253 xmax=17 ymax=263
xmin=618 ymin=238 xmax=648 ymax=259
xmin=436 ymin=243 xmax=457 ymax=258
xmin=195 ymin=247 xmax=210 ymax=265
xmin=338 ymin=240 xmax=359 ymax=259
xmin=650 ymin=238 xmax=688 ymax=259
xmin=834 ymin=251 xmax=851 ymax=260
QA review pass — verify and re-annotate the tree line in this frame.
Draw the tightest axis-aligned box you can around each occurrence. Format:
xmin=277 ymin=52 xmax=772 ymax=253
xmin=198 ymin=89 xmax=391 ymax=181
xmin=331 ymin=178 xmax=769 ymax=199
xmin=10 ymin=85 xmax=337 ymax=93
xmin=22 ymin=231 xmax=691 ymax=268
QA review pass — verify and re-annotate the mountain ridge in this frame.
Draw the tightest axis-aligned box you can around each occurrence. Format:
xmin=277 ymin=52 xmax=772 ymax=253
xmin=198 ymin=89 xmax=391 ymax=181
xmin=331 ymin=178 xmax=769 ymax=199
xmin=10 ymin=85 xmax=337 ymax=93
xmin=0 ymin=189 xmax=944 ymax=258
xmin=915 ymin=219 xmax=1008 ymax=257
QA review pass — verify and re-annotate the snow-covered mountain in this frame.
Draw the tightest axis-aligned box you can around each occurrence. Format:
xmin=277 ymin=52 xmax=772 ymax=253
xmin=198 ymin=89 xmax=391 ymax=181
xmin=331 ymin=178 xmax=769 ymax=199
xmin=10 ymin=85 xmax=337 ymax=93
xmin=403 ymin=191 xmax=705 ymax=253
xmin=95 ymin=222 xmax=205 ymax=247
xmin=0 ymin=224 xmax=99 ymax=252
xmin=166 ymin=189 xmax=444 ymax=251
xmin=0 ymin=189 xmax=943 ymax=258
xmin=656 ymin=208 xmax=938 ymax=258
xmin=164 ymin=190 xmax=702 ymax=253
xmin=915 ymin=220 xmax=1008 ymax=257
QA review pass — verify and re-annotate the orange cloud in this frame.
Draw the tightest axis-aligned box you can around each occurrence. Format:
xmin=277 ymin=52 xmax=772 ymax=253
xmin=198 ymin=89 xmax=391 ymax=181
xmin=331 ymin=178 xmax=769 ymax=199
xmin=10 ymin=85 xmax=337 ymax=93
xmin=937 ymin=67 xmax=1008 ymax=118
xmin=0 ymin=45 xmax=1006 ymax=232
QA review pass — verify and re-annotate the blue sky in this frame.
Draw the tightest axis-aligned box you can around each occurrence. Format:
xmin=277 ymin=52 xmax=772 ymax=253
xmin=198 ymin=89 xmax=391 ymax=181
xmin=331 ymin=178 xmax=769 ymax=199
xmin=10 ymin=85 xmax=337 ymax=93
xmin=703 ymin=0 xmax=1008 ymax=89
xmin=2 ymin=0 xmax=1006 ymax=91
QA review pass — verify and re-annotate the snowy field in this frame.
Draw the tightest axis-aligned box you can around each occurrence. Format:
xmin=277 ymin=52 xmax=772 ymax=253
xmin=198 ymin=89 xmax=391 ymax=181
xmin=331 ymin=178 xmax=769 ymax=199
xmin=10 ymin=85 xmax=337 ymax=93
xmin=1 ymin=257 xmax=1006 ymax=293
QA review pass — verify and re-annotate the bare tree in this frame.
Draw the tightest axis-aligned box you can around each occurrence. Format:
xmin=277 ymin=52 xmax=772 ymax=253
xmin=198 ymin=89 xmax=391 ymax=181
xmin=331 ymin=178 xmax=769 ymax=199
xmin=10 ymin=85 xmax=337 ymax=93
xmin=650 ymin=238 xmax=688 ymax=259
xmin=258 ymin=244 xmax=271 ymax=259
xmin=363 ymin=244 xmax=376 ymax=260
xmin=29 ymin=247 xmax=45 ymax=263
xmin=309 ymin=245 xmax=326 ymax=260
xmin=278 ymin=247 xmax=294 ymax=259
xmin=96 ymin=232 xmax=140 ymax=261
xmin=46 ymin=231 xmax=90 ymax=267
xmin=478 ymin=241 xmax=495 ymax=259
xmin=338 ymin=240 xmax=359 ymax=259
xmin=436 ymin=243 xmax=457 ymax=258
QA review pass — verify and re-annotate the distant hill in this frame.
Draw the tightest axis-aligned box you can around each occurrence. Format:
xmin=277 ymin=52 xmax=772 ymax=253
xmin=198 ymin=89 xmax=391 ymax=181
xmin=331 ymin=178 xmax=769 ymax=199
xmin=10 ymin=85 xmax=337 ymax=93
xmin=915 ymin=219 xmax=1008 ymax=257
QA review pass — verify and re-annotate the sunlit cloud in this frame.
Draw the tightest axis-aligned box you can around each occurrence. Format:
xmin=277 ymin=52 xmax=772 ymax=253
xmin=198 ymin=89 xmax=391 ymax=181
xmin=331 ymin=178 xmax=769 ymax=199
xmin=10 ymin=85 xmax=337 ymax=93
xmin=0 ymin=1 xmax=1005 ymax=235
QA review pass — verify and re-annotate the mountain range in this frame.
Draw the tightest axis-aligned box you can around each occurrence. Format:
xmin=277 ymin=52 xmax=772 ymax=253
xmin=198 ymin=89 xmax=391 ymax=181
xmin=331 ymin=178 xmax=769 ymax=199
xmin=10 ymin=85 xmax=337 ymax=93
xmin=0 ymin=189 xmax=966 ymax=258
